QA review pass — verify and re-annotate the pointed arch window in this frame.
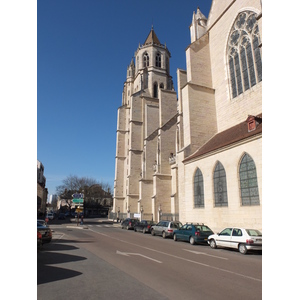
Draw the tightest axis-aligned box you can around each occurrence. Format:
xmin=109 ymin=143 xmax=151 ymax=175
xmin=153 ymin=82 xmax=158 ymax=98
xmin=228 ymin=11 xmax=262 ymax=99
xmin=194 ymin=168 xmax=204 ymax=208
xmin=143 ymin=52 xmax=149 ymax=67
xmin=213 ymin=162 xmax=228 ymax=207
xmin=156 ymin=52 xmax=161 ymax=67
xmin=239 ymin=153 xmax=260 ymax=205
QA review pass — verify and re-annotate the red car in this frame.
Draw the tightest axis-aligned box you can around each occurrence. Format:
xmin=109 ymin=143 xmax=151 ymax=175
xmin=37 ymin=221 xmax=52 ymax=244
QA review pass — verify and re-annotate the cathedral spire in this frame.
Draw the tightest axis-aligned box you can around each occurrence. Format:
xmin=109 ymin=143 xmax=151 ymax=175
xmin=190 ymin=6 xmax=207 ymax=43
xmin=144 ymin=27 xmax=162 ymax=46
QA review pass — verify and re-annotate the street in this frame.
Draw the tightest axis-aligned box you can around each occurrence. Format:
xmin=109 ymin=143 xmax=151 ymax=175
xmin=37 ymin=219 xmax=262 ymax=300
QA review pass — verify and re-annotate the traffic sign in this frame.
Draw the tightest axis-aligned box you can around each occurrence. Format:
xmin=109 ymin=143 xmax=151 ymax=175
xmin=72 ymin=193 xmax=84 ymax=199
xmin=72 ymin=198 xmax=84 ymax=203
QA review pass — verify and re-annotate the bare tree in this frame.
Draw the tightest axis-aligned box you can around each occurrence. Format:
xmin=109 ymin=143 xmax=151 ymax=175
xmin=56 ymin=175 xmax=99 ymax=196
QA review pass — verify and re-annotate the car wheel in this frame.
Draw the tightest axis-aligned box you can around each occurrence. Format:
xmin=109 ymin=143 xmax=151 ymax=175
xmin=162 ymin=231 xmax=166 ymax=238
xmin=238 ymin=243 xmax=247 ymax=254
xmin=134 ymin=228 xmax=137 ymax=232
xmin=151 ymin=229 xmax=155 ymax=236
xmin=142 ymin=228 xmax=146 ymax=234
xmin=190 ymin=236 xmax=195 ymax=245
xmin=210 ymin=239 xmax=217 ymax=249
xmin=173 ymin=234 xmax=177 ymax=241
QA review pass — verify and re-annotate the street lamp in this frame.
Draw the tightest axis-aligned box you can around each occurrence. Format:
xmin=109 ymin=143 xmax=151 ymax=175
xmin=140 ymin=205 xmax=144 ymax=221
xmin=127 ymin=205 xmax=130 ymax=218
xmin=117 ymin=207 xmax=120 ymax=222
xmin=158 ymin=204 xmax=162 ymax=222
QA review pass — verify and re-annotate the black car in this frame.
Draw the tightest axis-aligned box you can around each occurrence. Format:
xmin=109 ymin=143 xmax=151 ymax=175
xmin=134 ymin=220 xmax=156 ymax=233
xmin=37 ymin=221 xmax=52 ymax=244
xmin=58 ymin=213 xmax=66 ymax=220
xmin=121 ymin=218 xmax=139 ymax=230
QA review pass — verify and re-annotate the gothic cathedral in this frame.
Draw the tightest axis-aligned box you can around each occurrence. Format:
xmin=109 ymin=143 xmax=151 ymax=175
xmin=113 ymin=0 xmax=262 ymax=232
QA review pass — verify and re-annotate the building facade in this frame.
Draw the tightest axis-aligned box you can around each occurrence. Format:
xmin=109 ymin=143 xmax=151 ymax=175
xmin=37 ymin=160 xmax=48 ymax=215
xmin=113 ymin=0 xmax=262 ymax=232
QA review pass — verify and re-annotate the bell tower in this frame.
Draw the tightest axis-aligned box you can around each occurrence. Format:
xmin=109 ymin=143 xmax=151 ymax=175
xmin=133 ymin=27 xmax=174 ymax=98
xmin=114 ymin=27 xmax=177 ymax=221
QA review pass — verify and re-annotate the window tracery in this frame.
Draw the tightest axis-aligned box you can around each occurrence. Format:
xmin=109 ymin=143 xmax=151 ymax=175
xmin=156 ymin=52 xmax=161 ymax=67
xmin=228 ymin=11 xmax=262 ymax=98
xmin=239 ymin=153 xmax=260 ymax=205
xmin=194 ymin=168 xmax=204 ymax=208
xmin=143 ymin=52 xmax=149 ymax=67
xmin=213 ymin=162 xmax=228 ymax=207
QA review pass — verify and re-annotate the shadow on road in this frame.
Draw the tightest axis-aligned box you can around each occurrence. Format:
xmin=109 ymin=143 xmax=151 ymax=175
xmin=37 ymin=239 xmax=86 ymax=285
xmin=37 ymin=264 xmax=83 ymax=285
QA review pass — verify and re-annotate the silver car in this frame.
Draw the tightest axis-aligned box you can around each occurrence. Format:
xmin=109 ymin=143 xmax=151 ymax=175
xmin=151 ymin=220 xmax=182 ymax=238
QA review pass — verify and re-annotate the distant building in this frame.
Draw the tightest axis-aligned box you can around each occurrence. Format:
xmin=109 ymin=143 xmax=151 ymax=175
xmin=113 ymin=0 xmax=262 ymax=231
xmin=37 ymin=160 xmax=47 ymax=215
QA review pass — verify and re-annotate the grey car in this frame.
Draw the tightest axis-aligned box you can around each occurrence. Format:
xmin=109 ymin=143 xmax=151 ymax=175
xmin=151 ymin=220 xmax=182 ymax=238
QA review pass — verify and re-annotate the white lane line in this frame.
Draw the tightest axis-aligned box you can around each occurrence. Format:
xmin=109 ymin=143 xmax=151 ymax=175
xmin=66 ymin=226 xmax=88 ymax=229
xmin=183 ymin=249 xmax=228 ymax=260
xmin=116 ymin=250 xmax=162 ymax=263
xmin=88 ymin=228 xmax=261 ymax=282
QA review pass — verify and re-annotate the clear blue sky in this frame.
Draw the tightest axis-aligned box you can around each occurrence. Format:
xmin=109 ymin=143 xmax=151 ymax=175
xmin=37 ymin=0 xmax=212 ymax=197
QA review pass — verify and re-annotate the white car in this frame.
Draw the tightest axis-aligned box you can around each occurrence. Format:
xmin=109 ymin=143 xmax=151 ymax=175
xmin=208 ymin=227 xmax=262 ymax=254
xmin=46 ymin=213 xmax=54 ymax=220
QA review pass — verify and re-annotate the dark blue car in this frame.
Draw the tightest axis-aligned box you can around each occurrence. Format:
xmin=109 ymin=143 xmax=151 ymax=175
xmin=173 ymin=223 xmax=214 ymax=245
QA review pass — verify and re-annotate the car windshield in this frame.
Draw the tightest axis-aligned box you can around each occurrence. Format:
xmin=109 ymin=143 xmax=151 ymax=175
xmin=246 ymin=229 xmax=262 ymax=236
xmin=195 ymin=225 xmax=212 ymax=232
xmin=171 ymin=222 xmax=182 ymax=229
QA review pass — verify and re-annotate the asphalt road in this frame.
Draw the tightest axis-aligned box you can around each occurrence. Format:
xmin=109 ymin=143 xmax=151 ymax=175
xmin=37 ymin=219 xmax=262 ymax=300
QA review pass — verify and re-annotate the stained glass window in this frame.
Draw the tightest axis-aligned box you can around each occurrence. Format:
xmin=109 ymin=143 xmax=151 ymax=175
xmin=239 ymin=153 xmax=260 ymax=205
xmin=213 ymin=162 xmax=228 ymax=207
xmin=194 ymin=168 xmax=204 ymax=208
xmin=228 ymin=11 xmax=262 ymax=98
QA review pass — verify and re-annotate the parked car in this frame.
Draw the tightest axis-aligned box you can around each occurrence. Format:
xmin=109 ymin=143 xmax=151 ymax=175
xmin=151 ymin=220 xmax=182 ymax=238
xmin=134 ymin=220 xmax=156 ymax=233
xmin=58 ymin=213 xmax=66 ymax=220
xmin=121 ymin=218 xmax=139 ymax=230
xmin=46 ymin=213 xmax=54 ymax=220
xmin=37 ymin=231 xmax=42 ymax=250
xmin=37 ymin=221 xmax=52 ymax=244
xmin=37 ymin=219 xmax=47 ymax=227
xmin=173 ymin=223 xmax=214 ymax=245
xmin=208 ymin=227 xmax=262 ymax=254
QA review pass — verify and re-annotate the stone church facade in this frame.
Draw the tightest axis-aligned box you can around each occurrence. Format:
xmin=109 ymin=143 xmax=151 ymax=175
xmin=113 ymin=0 xmax=262 ymax=232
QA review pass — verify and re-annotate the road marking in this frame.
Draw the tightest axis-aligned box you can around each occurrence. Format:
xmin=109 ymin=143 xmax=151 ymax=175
xmin=183 ymin=249 xmax=228 ymax=260
xmin=66 ymin=226 xmax=83 ymax=229
xmin=88 ymin=228 xmax=261 ymax=282
xmin=116 ymin=250 xmax=162 ymax=263
xmin=66 ymin=225 xmax=89 ymax=229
